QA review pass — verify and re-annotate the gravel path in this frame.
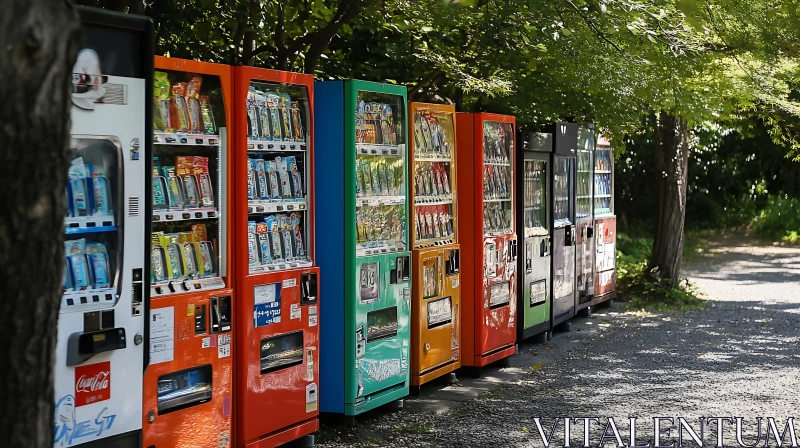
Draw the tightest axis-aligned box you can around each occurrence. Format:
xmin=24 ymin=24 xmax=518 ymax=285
xmin=317 ymin=238 xmax=800 ymax=448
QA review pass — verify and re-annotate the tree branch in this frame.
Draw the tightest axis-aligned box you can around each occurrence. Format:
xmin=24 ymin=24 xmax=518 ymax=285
xmin=565 ymin=0 xmax=628 ymax=58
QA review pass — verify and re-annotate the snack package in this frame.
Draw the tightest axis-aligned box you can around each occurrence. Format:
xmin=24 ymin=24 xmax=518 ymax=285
xmin=247 ymin=158 xmax=258 ymax=200
xmin=63 ymin=262 xmax=73 ymax=291
xmin=199 ymin=241 xmax=217 ymax=277
xmin=165 ymin=233 xmax=186 ymax=280
xmin=186 ymin=75 xmax=204 ymax=132
xmin=248 ymin=221 xmax=259 ymax=266
xmin=65 ymin=239 xmax=90 ymax=290
xmin=190 ymin=156 xmax=215 ymax=207
xmin=256 ymin=222 xmax=271 ymax=264
xmin=285 ymin=156 xmax=303 ymax=198
xmin=291 ymin=213 xmax=306 ymax=258
xmin=355 ymin=158 xmax=364 ymax=198
xmin=68 ymin=158 xmax=89 ymax=217
xmin=170 ymin=82 xmax=190 ymax=131
xmin=152 ymin=159 xmax=169 ymax=210
xmin=183 ymin=242 xmax=201 ymax=278
xmin=279 ymin=92 xmax=293 ymax=140
xmin=266 ymin=161 xmax=281 ymax=199
xmin=154 ymin=71 xmax=171 ymax=131
xmin=163 ymin=166 xmax=186 ymax=210
xmin=281 ymin=228 xmax=295 ymax=259
xmin=91 ymin=166 xmax=112 ymax=216
xmin=255 ymin=159 xmax=269 ymax=199
xmin=191 ymin=224 xmax=208 ymax=243
xmin=275 ymin=157 xmax=292 ymax=199
xmin=199 ymin=96 xmax=216 ymax=134
xmin=246 ymin=87 xmax=261 ymax=139
xmin=265 ymin=215 xmax=283 ymax=261
xmin=258 ymin=92 xmax=272 ymax=141
xmin=290 ymin=102 xmax=304 ymax=141
xmin=267 ymin=92 xmax=282 ymax=140
xmin=362 ymin=158 xmax=375 ymax=196
xmin=176 ymin=157 xmax=200 ymax=208
xmin=86 ymin=242 xmax=110 ymax=288
xmin=151 ymin=233 xmax=170 ymax=282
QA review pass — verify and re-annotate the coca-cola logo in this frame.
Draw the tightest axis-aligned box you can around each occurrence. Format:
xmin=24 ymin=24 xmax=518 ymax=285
xmin=74 ymin=361 xmax=111 ymax=407
xmin=76 ymin=371 xmax=110 ymax=393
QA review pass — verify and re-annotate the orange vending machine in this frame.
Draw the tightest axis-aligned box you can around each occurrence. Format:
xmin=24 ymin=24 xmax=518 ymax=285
xmin=409 ymin=103 xmax=461 ymax=392
xmin=143 ymin=57 xmax=234 ymax=448
xmin=455 ymin=112 xmax=518 ymax=378
xmin=233 ymin=67 xmax=319 ymax=448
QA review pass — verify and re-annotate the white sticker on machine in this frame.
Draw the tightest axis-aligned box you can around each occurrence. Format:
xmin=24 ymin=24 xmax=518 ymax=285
xmin=306 ymin=383 xmax=318 ymax=412
xmin=149 ymin=306 xmax=174 ymax=364
xmin=217 ymin=430 xmax=231 ymax=448
xmin=283 ymin=278 xmax=297 ymax=288
xmin=306 ymin=348 xmax=314 ymax=381
xmin=218 ymin=334 xmax=231 ymax=358
xmin=290 ymin=303 xmax=301 ymax=320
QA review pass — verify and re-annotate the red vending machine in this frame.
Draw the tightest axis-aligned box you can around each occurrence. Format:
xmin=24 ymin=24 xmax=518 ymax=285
xmin=233 ymin=67 xmax=320 ymax=448
xmin=143 ymin=57 xmax=234 ymax=448
xmin=455 ymin=113 xmax=518 ymax=377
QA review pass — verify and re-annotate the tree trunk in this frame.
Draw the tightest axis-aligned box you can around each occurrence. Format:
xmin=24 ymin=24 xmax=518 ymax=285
xmin=649 ymin=111 xmax=689 ymax=285
xmin=0 ymin=1 xmax=81 ymax=447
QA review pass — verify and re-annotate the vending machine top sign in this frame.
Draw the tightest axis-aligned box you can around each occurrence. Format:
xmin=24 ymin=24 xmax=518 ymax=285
xmin=409 ymin=103 xmax=458 ymax=248
xmin=58 ymin=7 xmax=153 ymax=448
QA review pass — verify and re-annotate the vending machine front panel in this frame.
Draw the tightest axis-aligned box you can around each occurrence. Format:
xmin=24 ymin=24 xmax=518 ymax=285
xmin=550 ymin=122 xmax=578 ymax=327
xmin=593 ymin=136 xmax=617 ymax=305
xmin=56 ymin=8 xmax=152 ymax=448
xmin=575 ymin=125 xmax=596 ymax=310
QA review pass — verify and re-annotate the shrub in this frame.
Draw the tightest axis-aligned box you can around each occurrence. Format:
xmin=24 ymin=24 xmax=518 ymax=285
xmin=752 ymin=195 xmax=800 ymax=244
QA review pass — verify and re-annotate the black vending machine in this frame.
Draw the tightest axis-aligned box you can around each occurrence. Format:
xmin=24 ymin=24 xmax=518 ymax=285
xmin=575 ymin=125 xmax=596 ymax=315
xmin=550 ymin=122 xmax=577 ymax=331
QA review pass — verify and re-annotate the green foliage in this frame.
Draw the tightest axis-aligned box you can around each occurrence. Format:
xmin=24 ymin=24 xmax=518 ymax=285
xmin=616 ymin=233 xmax=705 ymax=312
xmin=752 ymin=195 xmax=800 ymax=244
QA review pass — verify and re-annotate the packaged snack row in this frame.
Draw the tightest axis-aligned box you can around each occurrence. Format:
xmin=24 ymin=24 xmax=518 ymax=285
xmin=483 ymin=165 xmax=511 ymax=200
xmin=484 ymin=202 xmax=512 ymax=234
xmin=154 ymin=72 xmax=216 ymax=134
xmin=414 ymin=204 xmax=454 ymax=242
xmin=247 ymin=213 xmax=307 ymax=266
xmin=246 ymin=87 xmax=304 ymax=142
xmin=151 ymin=224 xmax=217 ymax=283
xmin=64 ymin=238 xmax=111 ymax=291
xmin=67 ymin=157 xmax=113 ymax=218
xmin=355 ymin=155 xmax=404 ymax=198
xmin=247 ymin=155 xmax=304 ymax=201
xmin=355 ymin=205 xmax=406 ymax=249
xmin=523 ymin=161 xmax=546 ymax=229
xmin=483 ymin=121 xmax=512 ymax=164
xmin=356 ymin=101 xmax=398 ymax=145
xmin=414 ymin=162 xmax=451 ymax=200
xmin=422 ymin=260 xmax=439 ymax=298
xmin=153 ymin=156 xmax=215 ymax=210
xmin=413 ymin=111 xmax=451 ymax=158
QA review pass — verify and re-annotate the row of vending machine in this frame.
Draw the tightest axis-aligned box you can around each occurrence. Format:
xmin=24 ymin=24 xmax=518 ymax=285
xmin=55 ymin=8 xmax=616 ymax=448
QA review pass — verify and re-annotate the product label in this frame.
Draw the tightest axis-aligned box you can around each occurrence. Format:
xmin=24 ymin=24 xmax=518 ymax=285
xmin=530 ymin=279 xmax=547 ymax=307
xmin=306 ymin=383 xmax=318 ymax=412
xmin=427 ymin=296 xmax=453 ymax=328
xmin=282 ymin=278 xmax=297 ymax=288
xmin=355 ymin=326 xmax=365 ymax=358
xmin=217 ymin=430 xmax=231 ymax=448
xmin=309 ymin=314 xmax=318 ymax=327
xmin=254 ymin=283 xmax=281 ymax=327
xmin=452 ymin=278 xmax=459 ymax=289
xmin=306 ymin=348 xmax=314 ymax=381
xmin=201 ymin=337 xmax=211 ymax=349
xmin=359 ymin=262 xmax=380 ymax=303
xmin=74 ymin=361 xmax=111 ymax=407
xmin=489 ymin=281 xmax=511 ymax=308
xmin=149 ymin=306 xmax=175 ymax=364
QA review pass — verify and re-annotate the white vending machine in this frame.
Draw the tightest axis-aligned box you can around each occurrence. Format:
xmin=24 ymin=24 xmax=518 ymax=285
xmin=55 ymin=8 xmax=153 ymax=448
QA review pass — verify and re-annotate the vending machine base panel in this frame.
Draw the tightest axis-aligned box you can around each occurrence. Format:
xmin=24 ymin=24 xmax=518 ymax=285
xmin=472 ymin=343 xmax=516 ymax=367
xmin=520 ymin=320 xmax=551 ymax=342
xmin=413 ymin=358 xmax=460 ymax=387
xmin=591 ymin=291 xmax=616 ymax=307
xmin=552 ymin=307 xmax=574 ymax=327
xmin=576 ymin=296 xmax=592 ymax=312
xmin=345 ymin=381 xmax=408 ymax=416
xmin=244 ymin=418 xmax=318 ymax=448
xmin=81 ymin=430 xmax=140 ymax=448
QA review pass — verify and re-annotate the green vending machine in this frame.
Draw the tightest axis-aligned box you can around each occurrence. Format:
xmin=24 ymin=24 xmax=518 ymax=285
xmin=315 ymin=80 xmax=411 ymax=418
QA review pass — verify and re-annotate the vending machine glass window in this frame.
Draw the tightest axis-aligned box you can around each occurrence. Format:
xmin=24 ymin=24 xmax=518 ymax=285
xmin=355 ymin=91 xmax=407 ymax=255
xmin=594 ymin=146 xmax=613 ymax=216
xmin=156 ymin=365 xmax=213 ymax=414
xmin=412 ymin=109 xmax=456 ymax=247
xmin=553 ymin=158 xmax=575 ymax=225
xmin=245 ymin=81 xmax=312 ymax=272
xmin=483 ymin=121 xmax=514 ymax=235
xmin=576 ymin=136 xmax=594 ymax=220
xmin=65 ymin=137 xmax=123 ymax=302
xmin=523 ymin=160 xmax=548 ymax=236
xmin=151 ymin=71 xmax=227 ymax=293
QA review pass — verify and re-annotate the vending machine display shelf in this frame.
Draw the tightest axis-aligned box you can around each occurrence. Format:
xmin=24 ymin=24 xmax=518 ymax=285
xmin=414 ymin=196 xmax=453 ymax=205
xmin=413 ymin=156 xmax=452 ymax=163
xmin=248 ymin=139 xmax=307 ymax=152
xmin=65 ymin=215 xmax=116 ymax=231
xmin=248 ymin=198 xmax=307 ymax=214
xmin=61 ymin=287 xmax=116 ymax=309
xmin=484 ymin=229 xmax=513 ymax=237
xmin=154 ymin=132 xmax=220 ymax=147
xmin=356 ymin=143 xmax=405 ymax=155
xmin=415 ymin=236 xmax=455 ymax=248
xmin=595 ymin=194 xmax=612 ymax=198
xmin=357 ymin=195 xmax=406 ymax=206
xmin=151 ymin=276 xmax=226 ymax=296
xmin=248 ymin=258 xmax=313 ymax=275
xmin=483 ymin=198 xmax=512 ymax=203
xmin=484 ymin=161 xmax=511 ymax=166
xmin=596 ymin=170 xmax=612 ymax=174
xmin=152 ymin=208 xmax=218 ymax=222
xmin=356 ymin=245 xmax=406 ymax=257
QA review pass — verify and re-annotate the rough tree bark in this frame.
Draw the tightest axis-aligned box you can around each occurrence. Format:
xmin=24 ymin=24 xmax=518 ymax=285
xmin=649 ymin=111 xmax=690 ymax=285
xmin=0 ymin=1 xmax=81 ymax=447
